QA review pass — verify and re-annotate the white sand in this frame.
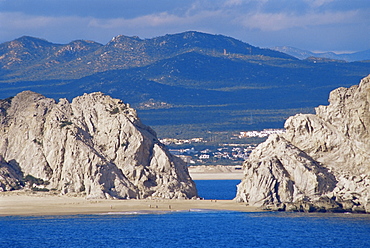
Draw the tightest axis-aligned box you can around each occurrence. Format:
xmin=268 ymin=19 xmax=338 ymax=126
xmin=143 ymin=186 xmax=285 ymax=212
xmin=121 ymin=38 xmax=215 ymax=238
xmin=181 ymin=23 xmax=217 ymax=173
xmin=188 ymin=165 xmax=244 ymax=180
xmin=0 ymin=191 xmax=258 ymax=216
xmin=0 ymin=166 xmax=249 ymax=216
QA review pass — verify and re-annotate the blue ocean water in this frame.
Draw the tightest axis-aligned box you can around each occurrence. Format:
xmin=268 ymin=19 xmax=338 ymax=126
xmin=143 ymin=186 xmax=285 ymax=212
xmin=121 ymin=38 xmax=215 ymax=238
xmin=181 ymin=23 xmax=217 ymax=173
xmin=2 ymin=180 xmax=370 ymax=247
xmin=194 ymin=180 xmax=240 ymax=200
xmin=2 ymin=211 xmax=370 ymax=247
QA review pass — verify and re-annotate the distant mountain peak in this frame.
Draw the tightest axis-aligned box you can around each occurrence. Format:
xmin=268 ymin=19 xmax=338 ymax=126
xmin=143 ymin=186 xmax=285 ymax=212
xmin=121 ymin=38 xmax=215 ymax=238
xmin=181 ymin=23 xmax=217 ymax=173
xmin=15 ymin=35 xmax=51 ymax=43
xmin=68 ymin=39 xmax=102 ymax=46
xmin=110 ymin=34 xmax=142 ymax=43
xmin=271 ymin=46 xmax=370 ymax=62
xmin=6 ymin=36 xmax=54 ymax=50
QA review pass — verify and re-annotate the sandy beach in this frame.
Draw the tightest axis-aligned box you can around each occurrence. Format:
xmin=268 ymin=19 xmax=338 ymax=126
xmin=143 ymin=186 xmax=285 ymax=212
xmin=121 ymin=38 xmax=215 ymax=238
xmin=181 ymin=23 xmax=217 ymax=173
xmin=0 ymin=191 xmax=258 ymax=216
xmin=188 ymin=165 xmax=244 ymax=180
xmin=189 ymin=172 xmax=243 ymax=180
xmin=0 ymin=167 xmax=250 ymax=216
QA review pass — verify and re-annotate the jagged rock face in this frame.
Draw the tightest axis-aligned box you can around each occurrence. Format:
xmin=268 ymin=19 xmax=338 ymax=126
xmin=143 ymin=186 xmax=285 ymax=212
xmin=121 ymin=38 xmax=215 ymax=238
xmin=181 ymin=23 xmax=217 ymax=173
xmin=0 ymin=155 xmax=24 ymax=191
xmin=0 ymin=91 xmax=197 ymax=199
xmin=236 ymin=75 xmax=370 ymax=213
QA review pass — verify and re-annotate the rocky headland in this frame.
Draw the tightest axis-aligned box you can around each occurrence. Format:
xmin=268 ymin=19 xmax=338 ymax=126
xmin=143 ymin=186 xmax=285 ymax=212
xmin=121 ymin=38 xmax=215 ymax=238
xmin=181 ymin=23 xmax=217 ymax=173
xmin=0 ymin=91 xmax=197 ymax=199
xmin=235 ymin=75 xmax=370 ymax=213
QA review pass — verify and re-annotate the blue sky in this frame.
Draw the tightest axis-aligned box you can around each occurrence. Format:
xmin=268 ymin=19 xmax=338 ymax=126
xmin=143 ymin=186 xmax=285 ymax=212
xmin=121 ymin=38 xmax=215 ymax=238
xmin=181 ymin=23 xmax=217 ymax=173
xmin=0 ymin=0 xmax=369 ymax=53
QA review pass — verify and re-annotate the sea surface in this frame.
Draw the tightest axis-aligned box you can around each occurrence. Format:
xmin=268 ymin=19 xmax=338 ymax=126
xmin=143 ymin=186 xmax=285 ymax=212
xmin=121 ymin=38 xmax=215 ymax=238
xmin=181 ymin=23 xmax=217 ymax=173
xmin=194 ymin=179 xmax=240 ymax=200
xmin=2 ymin=180 xmax=370 ymax=248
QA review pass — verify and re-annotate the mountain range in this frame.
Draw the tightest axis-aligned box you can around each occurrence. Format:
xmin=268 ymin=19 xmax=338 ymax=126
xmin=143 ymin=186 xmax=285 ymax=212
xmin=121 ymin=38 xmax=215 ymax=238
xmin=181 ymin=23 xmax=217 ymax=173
xmin=271 ymin=46 xmax=370 ymax=62
xmin=0 ymin=31 xmax=369 ymax=138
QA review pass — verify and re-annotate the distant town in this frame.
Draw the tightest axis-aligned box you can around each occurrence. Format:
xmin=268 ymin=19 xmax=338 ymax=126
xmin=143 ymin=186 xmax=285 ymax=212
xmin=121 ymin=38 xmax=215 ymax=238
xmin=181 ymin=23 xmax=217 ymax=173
xmin=238 ymin=129 xmax=285 ymax=138
xmin=160 ymin=129 xmax=284 ymax=166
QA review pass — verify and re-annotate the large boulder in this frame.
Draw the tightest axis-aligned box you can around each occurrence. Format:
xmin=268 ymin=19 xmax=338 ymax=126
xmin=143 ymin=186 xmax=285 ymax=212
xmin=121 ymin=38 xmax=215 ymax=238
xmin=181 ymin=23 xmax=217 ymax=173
xmin=235 ymin=75 xmax=370 ymax=213
xmin=0 ymin=91 xmax=198 ymax=199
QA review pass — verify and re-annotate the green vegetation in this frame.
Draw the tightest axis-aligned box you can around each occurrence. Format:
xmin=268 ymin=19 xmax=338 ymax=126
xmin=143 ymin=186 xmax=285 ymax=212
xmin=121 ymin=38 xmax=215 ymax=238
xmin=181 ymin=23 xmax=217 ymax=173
xmin=31 ymin=187 xmax=50 ymax=192
xmin=140 ymin=107 xmax=314 ymax=140
xmin=60 ymin=120 xmax=73 ymax=128
xmin=109 ymin=107 xmax=120 ymax=114
xmin=24 ymin=174 xmax=49 ymax=186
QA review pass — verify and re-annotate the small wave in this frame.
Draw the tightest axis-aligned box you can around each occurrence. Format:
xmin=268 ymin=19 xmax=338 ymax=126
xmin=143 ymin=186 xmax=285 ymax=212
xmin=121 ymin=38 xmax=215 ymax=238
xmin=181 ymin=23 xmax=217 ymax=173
xmin=189 ymin=209 xmax=231 ymax=213
xmin=96 ymin=209 xmax=233 ymax=215
xmin=96 ymin=210 xmax=169 ymax=215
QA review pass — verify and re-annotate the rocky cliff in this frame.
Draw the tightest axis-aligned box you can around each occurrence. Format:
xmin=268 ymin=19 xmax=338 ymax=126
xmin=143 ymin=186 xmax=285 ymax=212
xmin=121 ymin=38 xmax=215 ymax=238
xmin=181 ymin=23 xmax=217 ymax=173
xmin=235 ymin=75 xmax=370 ymax=213
xmin=0 ymin=91 xmax=197 ymax=199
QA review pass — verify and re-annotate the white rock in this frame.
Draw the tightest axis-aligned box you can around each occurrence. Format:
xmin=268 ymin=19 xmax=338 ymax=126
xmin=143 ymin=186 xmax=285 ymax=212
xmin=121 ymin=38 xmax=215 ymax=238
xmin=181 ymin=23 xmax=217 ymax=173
xmin=236 ymin=75 xmax=370 ymax=212
xmin=0 ymin=91 xmax=197 ymax=199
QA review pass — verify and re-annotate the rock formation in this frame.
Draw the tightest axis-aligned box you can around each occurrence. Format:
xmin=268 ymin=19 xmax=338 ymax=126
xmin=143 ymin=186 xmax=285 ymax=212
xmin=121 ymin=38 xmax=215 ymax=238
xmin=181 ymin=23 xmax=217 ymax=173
xmin=235 ymin=75 xmax=370 ymax=213
xmin=0 ymin=91 xmax=198 ymax=199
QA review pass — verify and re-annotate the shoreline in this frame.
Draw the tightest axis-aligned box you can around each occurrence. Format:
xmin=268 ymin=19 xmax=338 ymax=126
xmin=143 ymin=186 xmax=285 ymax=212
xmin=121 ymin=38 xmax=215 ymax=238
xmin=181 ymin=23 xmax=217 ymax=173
xmin=188 ymin=166 xmax=244 ymax=180
xmin=0 ymin=192 xmax=259 ymax=216
xmin=190 ymin=172 xmax=243 ymax=180
xmin=0 ymin=171 xmax=248 ymax=216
